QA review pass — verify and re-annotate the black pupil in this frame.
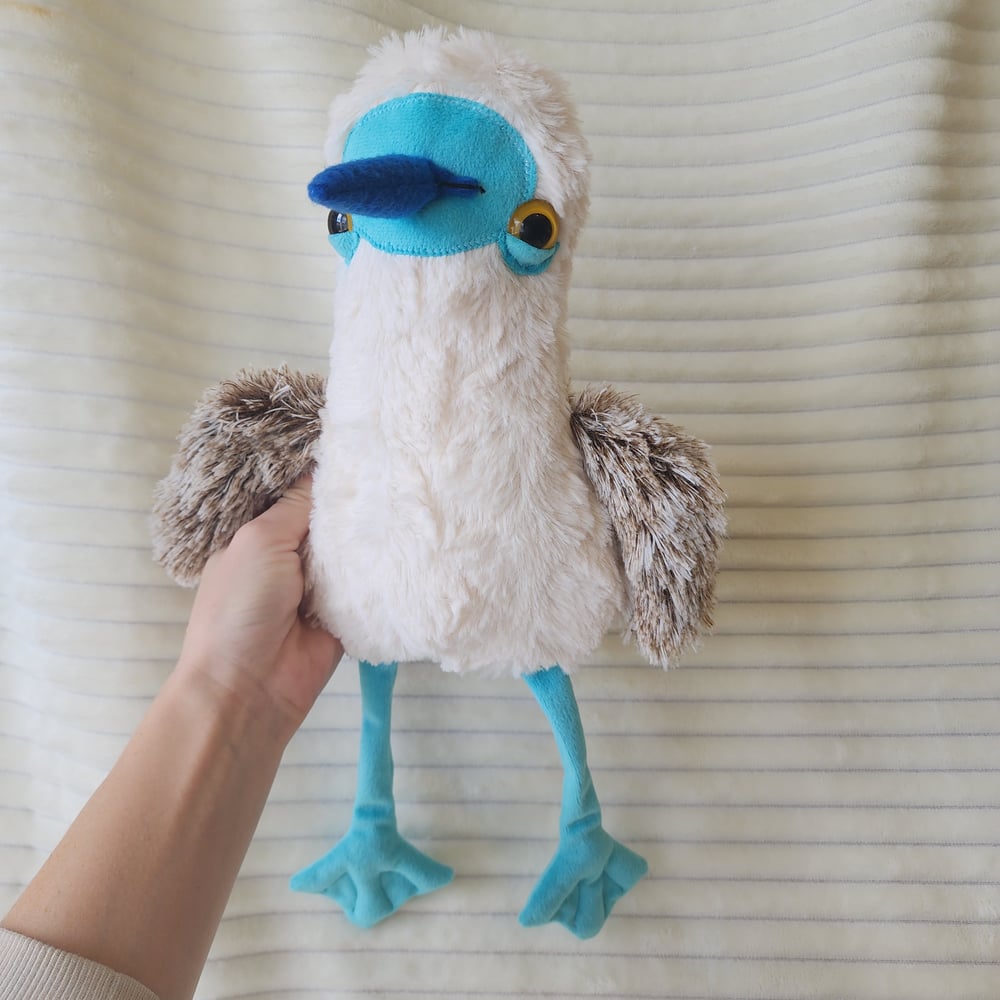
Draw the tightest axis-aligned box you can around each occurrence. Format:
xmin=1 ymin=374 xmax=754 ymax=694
xmin=519 ymin=212 xmax=553 ymax=249
xmin=327 ymin=211 xmax=351 ymax=234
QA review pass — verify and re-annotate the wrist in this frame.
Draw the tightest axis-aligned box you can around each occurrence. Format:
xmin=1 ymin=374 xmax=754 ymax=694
xmin=170 ymin=656 xmax=297 ymax=756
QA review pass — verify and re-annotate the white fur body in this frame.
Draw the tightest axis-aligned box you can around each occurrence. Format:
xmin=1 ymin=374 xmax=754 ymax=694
xmin=307 ymin=29 xmax=625 ymax=676
xmin=308 ymin=244 xmax=625 ymax=676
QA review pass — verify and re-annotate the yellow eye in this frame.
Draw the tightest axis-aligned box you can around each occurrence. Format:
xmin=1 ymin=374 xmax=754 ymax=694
xmin=327 ymin=210 xmax=353 ymax=234
xmin=507 ymin=199 xmax=559 ymax=250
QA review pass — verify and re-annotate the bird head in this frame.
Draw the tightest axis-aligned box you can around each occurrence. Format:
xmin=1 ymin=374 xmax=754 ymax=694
xmin=308 ymin=29 xmax=591 ymax=287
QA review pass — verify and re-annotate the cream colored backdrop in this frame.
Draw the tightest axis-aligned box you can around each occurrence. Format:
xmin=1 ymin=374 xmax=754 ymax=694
xmin=2 ymin=1 xmax=999 ymax=998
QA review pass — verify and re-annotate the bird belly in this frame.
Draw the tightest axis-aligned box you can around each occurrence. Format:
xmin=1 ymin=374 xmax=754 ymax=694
xmin=307 ymin=418 xmax=625 ymax=677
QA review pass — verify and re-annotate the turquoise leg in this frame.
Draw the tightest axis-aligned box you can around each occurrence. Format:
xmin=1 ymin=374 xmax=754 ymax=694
xmin=290 ymin=661 xmax=453 ymax=927
xmin=520 ymin=666 xmax=648 ymax=938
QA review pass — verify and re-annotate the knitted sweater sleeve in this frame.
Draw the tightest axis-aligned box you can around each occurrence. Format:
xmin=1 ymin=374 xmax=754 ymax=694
xmin=0 ymin=929 xmax=158 ymax=1000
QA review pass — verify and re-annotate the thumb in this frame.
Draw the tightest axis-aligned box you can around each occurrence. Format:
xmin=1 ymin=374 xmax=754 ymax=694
xmin=256 ymin=474 xmax=314 ymax=549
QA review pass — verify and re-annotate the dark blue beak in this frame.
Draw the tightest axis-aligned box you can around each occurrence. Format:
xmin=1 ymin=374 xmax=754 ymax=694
xmin=308 ymin=155 xmax=484 ymax=219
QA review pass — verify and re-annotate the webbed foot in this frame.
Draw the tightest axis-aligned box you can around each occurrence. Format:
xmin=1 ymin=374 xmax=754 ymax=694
xmin=519 ymin=824 xmax=647 ymax=939
xmin=290 ymin=824 xmax=454 ymax=928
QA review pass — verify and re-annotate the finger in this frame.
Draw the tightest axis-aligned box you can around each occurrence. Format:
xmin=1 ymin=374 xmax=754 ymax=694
xmin=254 ymin=473 xmax=314 ymax=548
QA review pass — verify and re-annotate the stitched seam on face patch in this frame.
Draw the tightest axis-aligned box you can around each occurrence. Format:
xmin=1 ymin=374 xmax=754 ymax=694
xmin=365 ymin=229 xmax=503 ymax=257
xmin=342 ymin=93 xmax=538 ymax=258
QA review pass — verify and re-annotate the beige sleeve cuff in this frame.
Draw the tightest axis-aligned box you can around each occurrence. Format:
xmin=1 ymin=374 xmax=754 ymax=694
xmin=0 ymin=929 xmax=158 ymax=1000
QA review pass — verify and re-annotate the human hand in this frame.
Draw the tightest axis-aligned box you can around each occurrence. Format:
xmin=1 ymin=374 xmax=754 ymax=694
xmin=2 ymin=477 xmax=341 ymax=996
xmin=177 ymin=475 xmax=342 ymax=743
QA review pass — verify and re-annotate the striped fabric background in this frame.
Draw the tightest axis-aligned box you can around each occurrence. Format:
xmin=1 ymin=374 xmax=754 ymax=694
xmin=2 ymin=1 xmax=999 ymax=998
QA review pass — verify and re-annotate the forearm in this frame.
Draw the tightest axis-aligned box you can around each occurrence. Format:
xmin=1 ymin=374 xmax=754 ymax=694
xmin=2 ymin=478 xmax=338 ymax=999
xmin=1 ymin=669 xmax=288 ymax=1000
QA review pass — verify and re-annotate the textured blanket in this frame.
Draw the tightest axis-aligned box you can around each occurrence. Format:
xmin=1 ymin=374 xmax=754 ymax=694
xmin=2 ymin=2 xmax=998 ymax=998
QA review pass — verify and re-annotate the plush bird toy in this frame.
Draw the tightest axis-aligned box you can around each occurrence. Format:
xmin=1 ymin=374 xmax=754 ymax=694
xmin=152 ymin=28 xmax=725 ymax=939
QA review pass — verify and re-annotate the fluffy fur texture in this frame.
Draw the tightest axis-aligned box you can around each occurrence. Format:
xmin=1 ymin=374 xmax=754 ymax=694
xmin=305 ymin=31 xmax=619 ymax=676
xmin=571 ymin=385 xmax=726 ymax=667
xmin=151 ymin=30 xmax=723 ymax=678
xmin=308 ymin=246 xmax=625 ymax=677
xmin=151 ymin=367 xmax=325 ymax=586
xmin=152 ymin=369 xmax=724 ymax=670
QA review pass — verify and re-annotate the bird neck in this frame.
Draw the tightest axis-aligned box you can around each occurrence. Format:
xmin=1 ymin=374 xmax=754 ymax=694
xmin=326 ymin=245 xmax=573 ymax=425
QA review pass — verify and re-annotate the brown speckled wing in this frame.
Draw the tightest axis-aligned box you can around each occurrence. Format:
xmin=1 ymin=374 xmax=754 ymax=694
xmin=151 ymin=367 xmax=326 ymax=586
xmin=570 ymin=385 xmax=726 ymax=668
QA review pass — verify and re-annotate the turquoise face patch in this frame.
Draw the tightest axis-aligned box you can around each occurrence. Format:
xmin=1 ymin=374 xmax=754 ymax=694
xmin=340 ymin=93 xmax=540 ymax=260
xmin=329 ymin=230 xmax=359 ymax=263
xmin=501 ymin=233 xmax=560 ymax=275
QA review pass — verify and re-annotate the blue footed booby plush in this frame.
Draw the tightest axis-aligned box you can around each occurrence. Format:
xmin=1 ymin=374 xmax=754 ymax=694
xmin=153 ymin=28 xmax=725 ymax=939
